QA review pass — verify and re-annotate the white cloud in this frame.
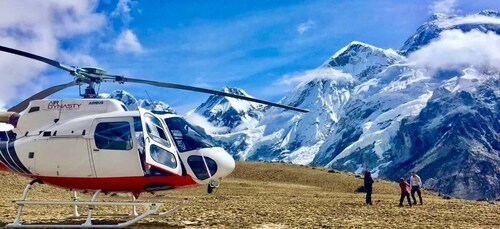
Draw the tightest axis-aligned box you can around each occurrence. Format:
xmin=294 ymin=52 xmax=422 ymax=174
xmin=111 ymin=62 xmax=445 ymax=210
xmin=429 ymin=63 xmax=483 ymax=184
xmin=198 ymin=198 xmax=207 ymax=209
xmin=297 ymin=20 xmax=315 ymax=35
xmin=111 ymin=0 xmax=133 ymax=25
xmin=59 ymin=51 xmax=98 ymax=67
xmin=277 ymin=68 xmax=354 ymax=86
xmin=408 ymin=30 xmax=500 ymax=74
xmin=184 ymin=112 xmax=230 ymax=134
xmin=259 ymin=68 xmax=355 ymax=98
xmin=110 ymin=0 xmax=143 ymax=54
xmin=0 ymin=0 xmax=105 ymax=111
xmin=430 ymin=0 xmax=457 ymax=15
xmin=0 ymin=123 xmax=13 ymax=131
xmin=436 ymin=15 xmax=500 ymax=28
xmin=114 ymin=29 xmax=144 ymax=53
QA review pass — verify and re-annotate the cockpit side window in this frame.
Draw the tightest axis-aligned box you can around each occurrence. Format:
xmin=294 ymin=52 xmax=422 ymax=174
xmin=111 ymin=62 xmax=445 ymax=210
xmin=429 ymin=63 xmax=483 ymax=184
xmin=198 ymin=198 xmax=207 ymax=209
xmin=144 ymin=114 xmax=171 ymax=147
xmin=187 ymin=156 xmax=217 ymax=180
xmin=164 ymin=117 xmax=215 ymax=152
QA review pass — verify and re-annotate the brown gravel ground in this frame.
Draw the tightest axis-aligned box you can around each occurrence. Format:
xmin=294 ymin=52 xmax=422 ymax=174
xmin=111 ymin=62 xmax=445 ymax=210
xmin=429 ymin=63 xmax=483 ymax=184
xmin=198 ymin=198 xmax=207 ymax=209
xmin=0 ymin=161 xmax=498 ymax=228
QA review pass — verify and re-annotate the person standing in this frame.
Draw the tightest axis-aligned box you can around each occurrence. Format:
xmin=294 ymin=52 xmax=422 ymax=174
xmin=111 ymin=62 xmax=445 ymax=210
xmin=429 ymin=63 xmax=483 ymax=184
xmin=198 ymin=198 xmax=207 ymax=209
xmin=410 ymin=171 xmax=423 ymax=205
xmin=364 ymin=170 xmax=374 ymax=205
xmin=399 ymin=178 xmax=412 ymax=207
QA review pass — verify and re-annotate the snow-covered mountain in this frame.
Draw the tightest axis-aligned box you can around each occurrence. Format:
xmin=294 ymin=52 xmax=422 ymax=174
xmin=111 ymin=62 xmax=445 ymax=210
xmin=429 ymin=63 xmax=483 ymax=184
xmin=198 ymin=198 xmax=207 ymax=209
xmin=322 ymin=41 xmax=402 ymax=80
xmin=192 ymin=10 xmax=499 ymax=200
xmin=193 ymin=87 xmax=264 ymax=133
xmin=382 ymin=75 xmax=499 ymax=200
xmin=100 ymin=90 xmax=176 ymax=114
xmin=401 ymin=10 xmax=500 ymax=55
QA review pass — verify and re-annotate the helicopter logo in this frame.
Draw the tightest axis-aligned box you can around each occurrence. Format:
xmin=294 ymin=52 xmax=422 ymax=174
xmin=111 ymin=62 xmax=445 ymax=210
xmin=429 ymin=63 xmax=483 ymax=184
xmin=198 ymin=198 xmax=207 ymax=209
xmin=47 ymin=100 xmax=82 ymax=110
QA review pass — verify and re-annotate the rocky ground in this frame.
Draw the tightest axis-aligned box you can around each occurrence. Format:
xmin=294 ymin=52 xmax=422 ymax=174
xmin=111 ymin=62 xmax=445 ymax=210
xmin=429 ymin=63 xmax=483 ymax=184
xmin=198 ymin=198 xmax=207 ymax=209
xmin=0 ymin=162 xmax=498 ymax=228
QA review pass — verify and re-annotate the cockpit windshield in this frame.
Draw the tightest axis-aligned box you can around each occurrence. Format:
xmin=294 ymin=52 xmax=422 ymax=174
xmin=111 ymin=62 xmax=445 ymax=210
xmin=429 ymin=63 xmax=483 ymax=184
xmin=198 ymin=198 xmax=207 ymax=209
xmin=164 ymin=117 xmax=215 ymax=152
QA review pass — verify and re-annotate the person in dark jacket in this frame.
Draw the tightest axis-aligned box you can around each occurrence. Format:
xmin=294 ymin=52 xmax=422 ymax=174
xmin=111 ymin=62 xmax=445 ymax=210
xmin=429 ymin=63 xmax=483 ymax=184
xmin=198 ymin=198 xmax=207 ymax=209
xmin=364 ymin=170 xmax=374 ymax=205
xmin=399 ymin=178 xmax=412 ymax=207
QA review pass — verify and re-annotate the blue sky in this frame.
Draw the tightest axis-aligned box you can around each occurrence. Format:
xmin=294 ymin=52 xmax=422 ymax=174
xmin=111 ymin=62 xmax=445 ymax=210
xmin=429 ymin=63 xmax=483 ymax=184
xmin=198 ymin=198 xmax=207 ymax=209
xmin=0 ymin=0 xmax=499 ymax=113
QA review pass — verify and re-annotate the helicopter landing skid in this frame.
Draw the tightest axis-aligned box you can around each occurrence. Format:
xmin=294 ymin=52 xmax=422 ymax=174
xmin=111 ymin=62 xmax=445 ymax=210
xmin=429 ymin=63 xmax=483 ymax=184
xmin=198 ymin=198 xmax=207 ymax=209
xmin=6 ymin=180 xmax=192 ymax=228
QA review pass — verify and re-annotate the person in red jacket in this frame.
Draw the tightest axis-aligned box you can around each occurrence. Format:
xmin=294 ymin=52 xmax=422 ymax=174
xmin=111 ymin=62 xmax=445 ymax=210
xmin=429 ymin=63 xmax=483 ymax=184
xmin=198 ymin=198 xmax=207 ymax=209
xmin=399 ymin=178 xmax=412 ymax=207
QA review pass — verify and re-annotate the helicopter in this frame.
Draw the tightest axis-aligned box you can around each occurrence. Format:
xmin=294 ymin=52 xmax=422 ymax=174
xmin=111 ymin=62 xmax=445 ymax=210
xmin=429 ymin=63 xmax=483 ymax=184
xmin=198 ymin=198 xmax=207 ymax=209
xmin=0 ymin=45 xmax=308 ymax=228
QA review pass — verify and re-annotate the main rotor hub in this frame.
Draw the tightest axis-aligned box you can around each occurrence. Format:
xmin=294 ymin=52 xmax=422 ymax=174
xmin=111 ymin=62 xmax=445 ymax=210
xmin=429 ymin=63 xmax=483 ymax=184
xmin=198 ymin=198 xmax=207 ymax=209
xmin=82 ymin=67 xmax=106 ymax=76
xmin=74 ymin=67 xmax=107 ymax=98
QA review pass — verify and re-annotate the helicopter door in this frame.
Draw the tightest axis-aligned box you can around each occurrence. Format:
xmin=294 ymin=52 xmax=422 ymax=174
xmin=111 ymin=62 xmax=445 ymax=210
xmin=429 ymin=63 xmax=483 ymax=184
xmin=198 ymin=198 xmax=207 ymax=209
xmin=90 ymin=117 xmax=141 ymax=177
xmin=138 ymin=108 xmax=181 ymax=176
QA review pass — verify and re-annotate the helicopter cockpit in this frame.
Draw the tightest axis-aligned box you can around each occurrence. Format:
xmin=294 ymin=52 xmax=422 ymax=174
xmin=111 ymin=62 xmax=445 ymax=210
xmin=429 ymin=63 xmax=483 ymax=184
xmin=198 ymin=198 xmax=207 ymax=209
xmin=137 ymin=108 xmax=234 ymax=184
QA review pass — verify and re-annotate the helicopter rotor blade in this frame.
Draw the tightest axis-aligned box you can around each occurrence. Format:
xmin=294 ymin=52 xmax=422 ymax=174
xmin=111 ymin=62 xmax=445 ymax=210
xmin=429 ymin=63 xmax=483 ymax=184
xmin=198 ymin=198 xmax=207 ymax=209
xmin=120 ymin=77 xmax=309 ymax=113
xmin=0 ymin=45 xmax=74 ymax=73
xmin=0 ymin=45 xmax=308 ymax=113
xmin=8 ymin=81 xmax=78 ymax=113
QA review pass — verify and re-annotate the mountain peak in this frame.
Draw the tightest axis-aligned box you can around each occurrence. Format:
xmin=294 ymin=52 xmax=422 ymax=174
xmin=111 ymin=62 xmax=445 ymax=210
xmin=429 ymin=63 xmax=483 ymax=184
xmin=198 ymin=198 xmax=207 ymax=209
xmin=400 ymin=10 xmax=500 ymax=55
xmin=194 ymin=86 xmax=263 ymax=132
xmin=222 ymin=86 xmax=250 ymax=97
xmin=478 ymin=10 xmax=500 ymax=17
xmin=321 ymin=41 xmax=402 ymax=80
xmin=330 ymin=41 xmax=380 ymax=60
xmin=429 ymin=13 xmax=451 ymax=20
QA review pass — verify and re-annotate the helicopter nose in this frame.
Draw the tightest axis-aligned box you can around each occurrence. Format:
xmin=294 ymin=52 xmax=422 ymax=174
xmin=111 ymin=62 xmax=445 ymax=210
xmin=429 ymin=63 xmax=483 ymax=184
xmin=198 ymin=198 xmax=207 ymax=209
xmin=190 ymin=147 xmax=235 ymax=182
xmin=215 ymin=148 xmax=235 ymax=178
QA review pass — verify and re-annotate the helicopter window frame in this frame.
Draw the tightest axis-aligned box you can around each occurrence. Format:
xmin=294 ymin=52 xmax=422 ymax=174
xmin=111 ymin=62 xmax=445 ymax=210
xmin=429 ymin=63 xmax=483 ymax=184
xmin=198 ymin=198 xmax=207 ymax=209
xmin=187 ymin=156 xmax=217 ymax=180
xmin=164 ymin=117 xmax=215 ymax=153
xmin=94 ymin=121 xmax=133 ymax=151
xmin=149 ymin=144 xmax=178 ymax=169
xmin=144 ymin=114 xmax=171 ymax=148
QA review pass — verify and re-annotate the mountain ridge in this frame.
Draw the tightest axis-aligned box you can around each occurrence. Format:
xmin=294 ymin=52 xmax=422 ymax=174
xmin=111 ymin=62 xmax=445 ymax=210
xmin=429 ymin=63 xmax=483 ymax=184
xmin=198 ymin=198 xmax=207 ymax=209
xmin=192 ymin=10 xmax=499 ymax=200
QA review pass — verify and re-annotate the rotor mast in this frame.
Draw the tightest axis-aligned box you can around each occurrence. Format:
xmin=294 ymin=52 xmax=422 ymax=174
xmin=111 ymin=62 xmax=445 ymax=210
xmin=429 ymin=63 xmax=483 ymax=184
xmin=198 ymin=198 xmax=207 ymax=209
xmin=76 ymin=67 xmax=108 ymax=98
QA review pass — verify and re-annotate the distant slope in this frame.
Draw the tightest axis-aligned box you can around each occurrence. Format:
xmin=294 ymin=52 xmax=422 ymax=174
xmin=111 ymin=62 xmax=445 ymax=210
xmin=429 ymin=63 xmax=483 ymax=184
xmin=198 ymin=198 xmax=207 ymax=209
xmin=230 ymin=161 xmax=399 ymax=195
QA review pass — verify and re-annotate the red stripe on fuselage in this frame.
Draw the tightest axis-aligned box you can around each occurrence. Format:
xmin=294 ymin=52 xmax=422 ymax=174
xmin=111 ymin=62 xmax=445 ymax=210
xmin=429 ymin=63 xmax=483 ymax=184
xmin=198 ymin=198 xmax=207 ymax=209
xmin=0 ymin=161 xmax=9 ymax=172
xmin=30 ymin=175 xmax=198 ymax=193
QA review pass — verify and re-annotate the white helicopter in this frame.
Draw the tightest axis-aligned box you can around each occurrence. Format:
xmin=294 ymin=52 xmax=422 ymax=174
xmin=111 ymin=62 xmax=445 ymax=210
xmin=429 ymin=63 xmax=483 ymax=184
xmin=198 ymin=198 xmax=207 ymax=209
xmin=0 ymin=45 xmax=307 ymax=228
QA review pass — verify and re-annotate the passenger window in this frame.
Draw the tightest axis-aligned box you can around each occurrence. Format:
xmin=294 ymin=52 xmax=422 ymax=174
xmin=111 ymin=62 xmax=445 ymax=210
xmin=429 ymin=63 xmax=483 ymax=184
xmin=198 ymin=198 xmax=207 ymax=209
xmin=94 ymin=122 xmax=132 ymax=150
xmin=150 ymin=144 xmax=177 ymax=169
xmin=144 ymin=114 xmax=171 ymax=147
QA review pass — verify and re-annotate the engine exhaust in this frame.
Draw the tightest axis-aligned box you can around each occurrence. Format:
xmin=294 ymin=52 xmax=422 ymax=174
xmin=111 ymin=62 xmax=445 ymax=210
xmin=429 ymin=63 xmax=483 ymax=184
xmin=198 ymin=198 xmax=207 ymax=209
xmin=0 ymin=112 xmax=20 ymax=127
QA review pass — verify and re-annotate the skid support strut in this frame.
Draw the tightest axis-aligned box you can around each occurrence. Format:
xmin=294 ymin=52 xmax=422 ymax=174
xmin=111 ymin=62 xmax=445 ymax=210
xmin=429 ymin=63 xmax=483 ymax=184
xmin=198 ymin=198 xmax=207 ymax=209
xmin=6 ymin=180 xmax=192 ymax=228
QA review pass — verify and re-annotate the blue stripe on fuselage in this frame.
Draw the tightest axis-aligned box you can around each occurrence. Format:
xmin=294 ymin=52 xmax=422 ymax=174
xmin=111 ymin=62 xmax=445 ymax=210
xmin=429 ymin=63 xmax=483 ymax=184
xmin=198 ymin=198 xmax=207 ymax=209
xmin=8 ymin=141 xmax=31 ymax=174
xmin=0 ymin=140 xmax=22 ymax=173
xmin=0 ymin=131 xmax=31 ymax=174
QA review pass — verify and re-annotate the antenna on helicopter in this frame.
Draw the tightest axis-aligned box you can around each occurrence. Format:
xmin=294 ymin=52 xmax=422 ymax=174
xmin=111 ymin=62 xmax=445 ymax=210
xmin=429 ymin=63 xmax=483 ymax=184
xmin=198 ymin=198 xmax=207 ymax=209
xmin=144 ymin=90 xmax=153 ymax=104
xmin=0 ymin=45 xmax=309 ymax=113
